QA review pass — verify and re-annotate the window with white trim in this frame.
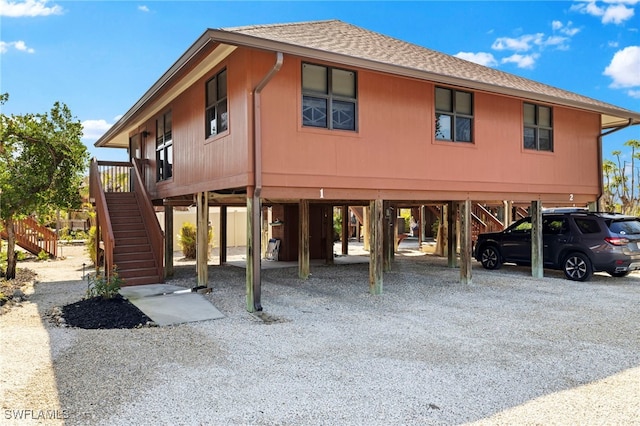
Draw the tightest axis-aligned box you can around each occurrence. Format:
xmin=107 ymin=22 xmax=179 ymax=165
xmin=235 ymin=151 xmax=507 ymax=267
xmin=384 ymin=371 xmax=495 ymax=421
xmin=302 ymin=63 xmax=357 ymax=131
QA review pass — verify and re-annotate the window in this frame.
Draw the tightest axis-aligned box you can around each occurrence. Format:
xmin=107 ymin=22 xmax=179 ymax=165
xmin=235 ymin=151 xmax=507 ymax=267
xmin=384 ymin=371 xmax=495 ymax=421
xmin=524 ymin=103 xmax=553 ymax=151
xmin=156 ymin=111 xmax=173 ymax=181
xmin=206 ymin=69 xmax=228 ymax=138
xmin=543 ymin=217 xmax=568 ymax=235
xmin=575 ymin=218 xmax=600 ymax=234
xmin=435 ymin=87 xmax=473 ymax=142
xmin=302 ymin=63 xmax=357 ymax=131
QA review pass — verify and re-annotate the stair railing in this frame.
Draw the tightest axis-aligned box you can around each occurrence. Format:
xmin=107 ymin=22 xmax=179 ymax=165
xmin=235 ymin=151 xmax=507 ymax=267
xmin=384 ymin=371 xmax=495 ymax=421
xmin=131 ymin=158 xmax=164 ymax=280
xmin=89 ymin=158 xmax=115 ymax=276
xmin=0 ymin=217 xmax=58 ymax=257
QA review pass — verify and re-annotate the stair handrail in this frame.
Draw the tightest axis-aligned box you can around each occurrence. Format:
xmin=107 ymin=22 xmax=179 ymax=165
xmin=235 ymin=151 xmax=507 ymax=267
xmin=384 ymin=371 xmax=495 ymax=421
xmin=1 ymin=217 xmax=58 ymax=257
xmin=22 ymin=216 xmax=58 ymax=257
xmin=131 ymin=158 xmax=164 ymax=279
xmin=90 ymin=158 xmax=115 ymax=276
xmin=474 ymin=203 xmax=504 ymax=229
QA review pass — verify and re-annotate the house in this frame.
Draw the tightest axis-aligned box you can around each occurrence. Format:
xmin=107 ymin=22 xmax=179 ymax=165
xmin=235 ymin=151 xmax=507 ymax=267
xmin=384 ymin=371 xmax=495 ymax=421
xmin=91 ymin=20 xmax=640 ymax=311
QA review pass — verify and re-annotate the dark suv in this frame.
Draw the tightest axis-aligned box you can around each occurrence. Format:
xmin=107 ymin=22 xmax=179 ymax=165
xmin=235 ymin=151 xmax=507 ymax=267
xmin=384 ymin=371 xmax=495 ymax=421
xmin=474 ymin=211 xmax=640 ymax=281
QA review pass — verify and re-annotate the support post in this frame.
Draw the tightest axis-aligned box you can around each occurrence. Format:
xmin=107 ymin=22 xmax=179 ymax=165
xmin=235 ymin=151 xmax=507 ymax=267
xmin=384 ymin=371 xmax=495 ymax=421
xmin=196 ymin=192 xmax=209 ymax=287
xmin=164 ymin=203 xmax=174 ymax=277
xmin=447 ymin=201 xmax=457 ymax=268
xmin=219 ymin=206 xmax=227 ymax=265
xmin=503 ymin=200 xmax=513 ymax=229
xmin=362 ymin=206 xmax=370 ymax=251
xmin=325 ymin=205 xmax=334 ymax=265
xmin=531 ymin=200 xmax=544 ymax=278
xmin=246 ymin=193 xmax=262 ymax=312
xmin=369 ymin=199 xmax=384 ymax=294
xmin=384 ymin=201 xmax=392 ymax=272
xmin=299 ymin=199 xmax=310 ymax=279
xmin=460 ymin=199 xmax=472 ymax=285
xmin=341 ymin=205 xmax=349 ymax=255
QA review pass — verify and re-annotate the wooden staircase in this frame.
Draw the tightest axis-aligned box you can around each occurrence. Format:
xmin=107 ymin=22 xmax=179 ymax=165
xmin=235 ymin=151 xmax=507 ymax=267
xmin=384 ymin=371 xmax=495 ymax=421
xmin=90 ymin=158 xmax=164 ymax=287
xmin=105 ymin=192 xmax=162 ymax=286
xmin=1 ymin=217 xmax=58 ymax=257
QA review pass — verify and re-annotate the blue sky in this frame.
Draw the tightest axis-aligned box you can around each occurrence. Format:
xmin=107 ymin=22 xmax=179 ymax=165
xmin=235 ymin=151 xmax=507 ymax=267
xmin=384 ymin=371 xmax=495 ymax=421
xmin=1 ymin=0 xmax=639 ymax=164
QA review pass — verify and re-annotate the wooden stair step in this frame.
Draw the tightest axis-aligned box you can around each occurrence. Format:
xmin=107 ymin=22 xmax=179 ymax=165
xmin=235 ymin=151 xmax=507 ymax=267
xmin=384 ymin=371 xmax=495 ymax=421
xmin=121 ymin=275 xmax=163 ymax=286
xmin=118 ymin=267 xmax=160 ymax=279
xmin=114 ymin=244 xmax=151 ymax=254
xmin=114 ymin=251 xmax=155 ymax=262
xmin=110 ymin=223 xmax=145 ymax=232
xmin=114 ymin=259 xmax=157 ymax=270
xmin=114 ymin=230 xmax=148 ymax=238
xmin=110 ymin=215 xmax=143 ymax=224
xmin=114 ymin=236 xmax=150 ymax=245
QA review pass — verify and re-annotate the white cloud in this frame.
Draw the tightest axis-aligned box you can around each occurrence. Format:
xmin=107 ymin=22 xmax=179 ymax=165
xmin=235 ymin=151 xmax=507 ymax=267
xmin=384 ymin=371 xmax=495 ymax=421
xmin=0 ymin=0 xmax=62 ymax=17
xmin=492 ymin=33 xmax=544 ymax=52
xmin=454 ymin=52 xmax=498 ymax=67
xmin=81 ymin=119 xmax=114 ymax=141
xmin=602 ymin=3 xmax=635 ymax=23
xmin=628 ymin=89 xmax=640 ymax=98
xmin=609 ymin=40 xmax=620 ymax=47
xmin=138 ymin=5 xmax=149 ymax=12
xmin=0 ymin=40 xmax=35 ymax=53
xmin=571 ymin=0 xmax=636 ymax=24
xmin=556 ymin=20 xmax=581 ymax=36
xmin=603 ymin=45 xmax=640 ymax=88
xmin=501 ymin=53 xmax=539 ymax=69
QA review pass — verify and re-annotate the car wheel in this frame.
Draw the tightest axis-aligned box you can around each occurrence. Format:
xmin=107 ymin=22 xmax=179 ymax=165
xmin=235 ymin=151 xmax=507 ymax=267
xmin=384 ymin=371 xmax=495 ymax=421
xmin=608 ymin=271 xmax=630 ymax=278
xmin=480 ymin=246 xmax=502 ymax=270
xmin=563 ymin=252 xmax=592 ymax=281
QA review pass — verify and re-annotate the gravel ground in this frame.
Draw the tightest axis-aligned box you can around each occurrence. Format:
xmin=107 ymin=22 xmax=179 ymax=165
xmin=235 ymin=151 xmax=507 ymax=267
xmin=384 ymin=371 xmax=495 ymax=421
xmin=1 ymin=243 xmax=639 ymax=425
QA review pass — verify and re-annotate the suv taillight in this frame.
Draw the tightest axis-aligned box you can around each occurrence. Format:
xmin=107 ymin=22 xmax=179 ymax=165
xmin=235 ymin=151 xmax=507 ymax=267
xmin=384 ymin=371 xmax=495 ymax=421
xmin=605 ymin=237 xmax=629 ymax=246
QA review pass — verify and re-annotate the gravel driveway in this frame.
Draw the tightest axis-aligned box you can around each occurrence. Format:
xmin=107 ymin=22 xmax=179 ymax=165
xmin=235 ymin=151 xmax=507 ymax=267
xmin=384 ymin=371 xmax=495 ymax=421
xmin=2 ymin=244 xmax=639 ymax=425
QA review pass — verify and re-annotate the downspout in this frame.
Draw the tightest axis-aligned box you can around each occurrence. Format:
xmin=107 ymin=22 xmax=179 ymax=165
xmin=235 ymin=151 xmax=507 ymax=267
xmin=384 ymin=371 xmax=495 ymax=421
xmin=597 ymin=118 xmax=634 ymax=210
xmin=251 ymin=51 xmax=284 ymax=311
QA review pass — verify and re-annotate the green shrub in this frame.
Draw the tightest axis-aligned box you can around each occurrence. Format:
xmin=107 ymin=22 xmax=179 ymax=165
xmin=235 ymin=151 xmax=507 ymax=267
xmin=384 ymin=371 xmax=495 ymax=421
xmin=16 ymin=251 xmax=27 ymax=261
xmin=86 ymin=266 xmax=123 ymax=299
xmin=178 ymin=222 xmax=212 ymax=259
xmin=86 ymin=226 xmax=98 ymax=265
xmin=37 ymin=250 xmax=50 ymax=261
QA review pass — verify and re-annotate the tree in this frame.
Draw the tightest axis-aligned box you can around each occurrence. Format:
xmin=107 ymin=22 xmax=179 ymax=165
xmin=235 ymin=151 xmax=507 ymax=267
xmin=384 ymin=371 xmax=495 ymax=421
xmin=602 ymin=139 xmax=640 ymax=215
xmin=0 ymin=94 xmax=89 ymax=278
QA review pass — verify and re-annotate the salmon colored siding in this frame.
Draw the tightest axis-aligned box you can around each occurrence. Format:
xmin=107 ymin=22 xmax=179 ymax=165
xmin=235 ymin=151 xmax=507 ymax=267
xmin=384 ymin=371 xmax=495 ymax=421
xmin=258 ymin=56 xmax=600 ymax=202
xmin=141 ymin=50 xmax=601 ymax=203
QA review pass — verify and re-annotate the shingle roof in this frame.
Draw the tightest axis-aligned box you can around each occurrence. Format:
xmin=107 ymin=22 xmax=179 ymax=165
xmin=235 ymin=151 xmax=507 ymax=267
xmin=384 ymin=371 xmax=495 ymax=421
xmin=95 ymin=19 xmax=638 ymax=149
xmin=220 ymin=19 xmax=638 ymax=123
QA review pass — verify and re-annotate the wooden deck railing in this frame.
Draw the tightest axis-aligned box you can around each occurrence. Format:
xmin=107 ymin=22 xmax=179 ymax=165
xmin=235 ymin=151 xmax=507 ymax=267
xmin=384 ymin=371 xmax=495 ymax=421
xmin=90 ymin=158 xmax=115 ymax=275
xmin=0 ymin=216 xmax=57 ymax=257
xmin=94 ymin=161 xmax=131 ymax=193
xmin=131 ymin=158 xmax=164 ymax=280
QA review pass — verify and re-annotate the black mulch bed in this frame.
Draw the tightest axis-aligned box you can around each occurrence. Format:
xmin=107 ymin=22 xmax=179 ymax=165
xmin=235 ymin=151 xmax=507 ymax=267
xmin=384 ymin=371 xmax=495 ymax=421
xmin=62 ymin=294 xmax=153 ymax=329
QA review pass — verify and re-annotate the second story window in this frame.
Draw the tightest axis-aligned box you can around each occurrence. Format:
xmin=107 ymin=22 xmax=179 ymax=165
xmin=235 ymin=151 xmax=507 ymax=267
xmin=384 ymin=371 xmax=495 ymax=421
xmin=206 ymin=68 xmax=228 ymax=138
xmin=302 ymin=63 xmax=357 ymax=131
xmin=524 ymin=103 xmax=553 ymax=151
xmin=156 ymin=110 xmax=173 ymax=181
xmin=435 ymin=87 xmax=473 ymax=142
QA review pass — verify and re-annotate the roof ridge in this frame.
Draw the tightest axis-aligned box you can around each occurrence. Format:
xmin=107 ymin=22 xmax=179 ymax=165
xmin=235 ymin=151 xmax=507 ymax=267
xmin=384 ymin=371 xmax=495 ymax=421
xmin=220 ymin=19 xmax=342 ymax=33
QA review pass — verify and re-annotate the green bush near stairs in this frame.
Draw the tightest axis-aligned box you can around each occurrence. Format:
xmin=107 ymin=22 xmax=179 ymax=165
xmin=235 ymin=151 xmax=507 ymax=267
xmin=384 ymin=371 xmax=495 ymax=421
xmin=179 ymin=222 xmax=212 ymax=260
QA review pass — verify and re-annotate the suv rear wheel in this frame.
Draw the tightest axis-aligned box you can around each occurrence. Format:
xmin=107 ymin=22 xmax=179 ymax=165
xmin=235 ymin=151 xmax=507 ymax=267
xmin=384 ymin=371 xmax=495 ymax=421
xmin=563 ymin=252 xmax=592 ymax=281
xmin=480 ymin=246 xmax=502 ymax=270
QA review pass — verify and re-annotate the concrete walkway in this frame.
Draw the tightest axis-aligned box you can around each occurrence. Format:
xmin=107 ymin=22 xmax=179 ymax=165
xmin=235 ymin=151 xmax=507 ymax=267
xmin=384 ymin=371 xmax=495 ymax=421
xmin=119 ymin=284 xmax=225 ymax=326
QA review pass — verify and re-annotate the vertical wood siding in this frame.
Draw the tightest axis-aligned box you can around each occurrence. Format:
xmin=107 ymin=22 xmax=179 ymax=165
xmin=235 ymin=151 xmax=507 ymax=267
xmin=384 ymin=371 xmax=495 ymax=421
xmin=141 ymin=48 xmax=601 ymax=202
